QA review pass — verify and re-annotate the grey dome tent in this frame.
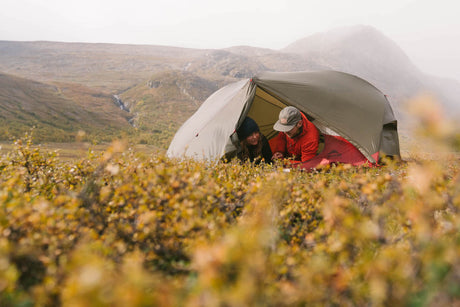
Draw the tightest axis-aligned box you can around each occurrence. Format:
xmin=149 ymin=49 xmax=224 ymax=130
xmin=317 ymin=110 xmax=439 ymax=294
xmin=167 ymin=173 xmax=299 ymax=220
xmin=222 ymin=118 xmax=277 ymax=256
xmin=167 ymin=70 xmax=400 ymax=166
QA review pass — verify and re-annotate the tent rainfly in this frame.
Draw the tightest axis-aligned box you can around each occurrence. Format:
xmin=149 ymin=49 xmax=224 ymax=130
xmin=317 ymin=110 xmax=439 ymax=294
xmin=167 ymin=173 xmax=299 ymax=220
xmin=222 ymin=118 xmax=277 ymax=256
xmin=167 ymin=70 xmax=400 ymax=168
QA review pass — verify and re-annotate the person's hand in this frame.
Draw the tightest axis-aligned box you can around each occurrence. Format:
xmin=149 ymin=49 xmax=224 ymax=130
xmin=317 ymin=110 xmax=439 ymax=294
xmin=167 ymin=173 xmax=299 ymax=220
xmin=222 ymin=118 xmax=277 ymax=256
xmin=272 ymin=152 xmax=284 ymax=160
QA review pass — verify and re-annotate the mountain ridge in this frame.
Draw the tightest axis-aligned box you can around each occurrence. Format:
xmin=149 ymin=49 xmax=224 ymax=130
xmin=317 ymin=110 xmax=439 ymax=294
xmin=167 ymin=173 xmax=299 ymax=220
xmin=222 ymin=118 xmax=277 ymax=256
xmin=1 ymin=25 xmax=458 ymax=148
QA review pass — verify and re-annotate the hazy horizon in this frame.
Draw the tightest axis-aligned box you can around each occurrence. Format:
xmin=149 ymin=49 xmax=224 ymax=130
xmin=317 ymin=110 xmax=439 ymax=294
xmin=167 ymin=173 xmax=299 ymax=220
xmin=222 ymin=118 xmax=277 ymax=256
xmin=2 ymin=0 xmax=459 ymax=82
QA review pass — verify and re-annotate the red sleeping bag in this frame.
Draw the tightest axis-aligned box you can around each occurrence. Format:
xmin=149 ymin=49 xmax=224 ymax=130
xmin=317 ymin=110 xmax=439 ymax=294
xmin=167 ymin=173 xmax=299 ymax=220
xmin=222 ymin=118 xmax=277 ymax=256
xmin=296 ymin=135 xmax=378 ymax=170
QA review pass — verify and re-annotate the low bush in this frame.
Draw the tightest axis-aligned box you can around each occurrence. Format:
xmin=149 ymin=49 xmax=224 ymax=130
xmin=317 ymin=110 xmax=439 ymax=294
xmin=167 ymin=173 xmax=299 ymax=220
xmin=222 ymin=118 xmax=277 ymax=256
xmin=0 ymin=134 xmax=459 ymax=306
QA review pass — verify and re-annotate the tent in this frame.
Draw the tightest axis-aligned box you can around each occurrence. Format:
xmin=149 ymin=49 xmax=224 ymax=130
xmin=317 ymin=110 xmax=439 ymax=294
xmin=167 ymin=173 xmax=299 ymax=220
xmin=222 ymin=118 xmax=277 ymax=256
xmin=167 ymin=70 xmax=400 ymax=168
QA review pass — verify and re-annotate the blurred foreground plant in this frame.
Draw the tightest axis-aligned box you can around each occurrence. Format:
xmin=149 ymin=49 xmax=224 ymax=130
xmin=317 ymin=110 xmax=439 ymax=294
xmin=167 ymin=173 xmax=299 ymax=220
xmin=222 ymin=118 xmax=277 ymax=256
xmin=0 ymin=101 xmax=459 ymax=306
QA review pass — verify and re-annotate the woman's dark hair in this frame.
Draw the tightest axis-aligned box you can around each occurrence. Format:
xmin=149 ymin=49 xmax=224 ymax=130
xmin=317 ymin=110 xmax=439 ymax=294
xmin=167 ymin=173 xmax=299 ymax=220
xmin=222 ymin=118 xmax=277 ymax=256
xmin=236 ymin=117 xmax=272 ymax=164
xmin=237 ymin=117 xmax=259 ymax=141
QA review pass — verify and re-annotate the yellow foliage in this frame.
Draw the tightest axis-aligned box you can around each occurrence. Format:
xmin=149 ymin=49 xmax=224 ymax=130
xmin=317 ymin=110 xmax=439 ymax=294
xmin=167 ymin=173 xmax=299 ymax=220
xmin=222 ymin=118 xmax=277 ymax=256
xmin=0 ymin=132 xmax=459 ymax=306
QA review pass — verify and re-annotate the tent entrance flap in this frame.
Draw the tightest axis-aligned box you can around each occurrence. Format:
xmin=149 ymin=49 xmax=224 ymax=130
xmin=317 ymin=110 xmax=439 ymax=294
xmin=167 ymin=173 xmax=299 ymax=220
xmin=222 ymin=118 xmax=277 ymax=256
xmin=246 ymin=87 xmax=288 ymax=140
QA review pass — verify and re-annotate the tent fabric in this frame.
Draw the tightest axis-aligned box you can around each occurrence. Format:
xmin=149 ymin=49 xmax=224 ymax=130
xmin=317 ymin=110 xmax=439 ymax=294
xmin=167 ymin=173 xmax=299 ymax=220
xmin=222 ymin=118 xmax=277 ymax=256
xmin=252 ymin=71 xmax=393 ymax=162
xmin=167 ymin=70 xmax=400 ymax=167
xmin=166 ymin=79 xmax=255 ymax=159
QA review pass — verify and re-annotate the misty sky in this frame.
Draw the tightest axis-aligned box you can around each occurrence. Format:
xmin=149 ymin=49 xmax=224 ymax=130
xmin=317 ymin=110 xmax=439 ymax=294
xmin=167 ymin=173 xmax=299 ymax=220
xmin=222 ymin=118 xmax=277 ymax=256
xmin=1 ymin=0 xmax=459 ymax=81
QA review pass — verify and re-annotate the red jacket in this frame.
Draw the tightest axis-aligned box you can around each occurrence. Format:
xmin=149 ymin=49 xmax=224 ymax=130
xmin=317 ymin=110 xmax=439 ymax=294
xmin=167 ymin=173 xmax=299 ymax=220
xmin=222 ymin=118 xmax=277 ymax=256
xmin=269 ymin=113 xmax=319 ymax=164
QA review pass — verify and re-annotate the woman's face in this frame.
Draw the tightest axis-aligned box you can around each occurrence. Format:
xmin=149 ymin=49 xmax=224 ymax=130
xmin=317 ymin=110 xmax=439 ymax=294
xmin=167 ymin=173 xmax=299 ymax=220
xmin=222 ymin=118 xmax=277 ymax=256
xmin=245 ymin=131 xmax=260 ymax=146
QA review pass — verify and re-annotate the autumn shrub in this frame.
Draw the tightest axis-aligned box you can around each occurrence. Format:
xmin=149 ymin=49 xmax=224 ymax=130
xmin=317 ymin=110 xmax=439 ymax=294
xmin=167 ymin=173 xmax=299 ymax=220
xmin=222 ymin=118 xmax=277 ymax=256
xmin=0 ymin=117 xmax=459 ymax=306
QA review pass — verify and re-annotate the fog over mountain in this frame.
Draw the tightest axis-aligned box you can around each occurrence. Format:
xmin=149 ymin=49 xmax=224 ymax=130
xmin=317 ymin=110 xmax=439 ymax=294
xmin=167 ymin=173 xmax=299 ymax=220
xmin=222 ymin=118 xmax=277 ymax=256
xmin=284 ymin=26 xmax=423 ymax=93
xmin=279 ymin=25 xmax=460 ymax=138
xmin=0 ymin=25 xmax=458 ymax=147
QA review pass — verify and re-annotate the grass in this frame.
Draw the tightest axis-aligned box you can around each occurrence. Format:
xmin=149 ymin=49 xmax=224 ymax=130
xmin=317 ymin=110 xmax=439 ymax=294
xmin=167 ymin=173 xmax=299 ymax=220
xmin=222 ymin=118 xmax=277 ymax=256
xmin=0 ymin=141 xmax=161 ymax=161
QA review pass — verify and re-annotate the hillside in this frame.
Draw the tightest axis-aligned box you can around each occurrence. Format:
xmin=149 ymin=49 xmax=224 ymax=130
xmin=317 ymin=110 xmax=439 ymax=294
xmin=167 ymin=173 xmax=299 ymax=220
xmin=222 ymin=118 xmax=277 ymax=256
xmin=0 ymin=41 xmax=206 ymax=92
xmin=0 ymin=25 xmax=459 ymax=148
xmin=119 ymin=70 xmax=220 ymax=148
xmin=0 ymin=73 xmax=133 ymax=142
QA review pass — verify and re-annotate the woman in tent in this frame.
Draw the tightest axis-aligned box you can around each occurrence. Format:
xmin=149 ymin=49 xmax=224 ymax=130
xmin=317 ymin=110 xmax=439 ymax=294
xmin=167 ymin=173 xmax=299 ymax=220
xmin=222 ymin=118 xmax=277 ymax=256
xmin=236 ymin=117 xmax=272 ymax=164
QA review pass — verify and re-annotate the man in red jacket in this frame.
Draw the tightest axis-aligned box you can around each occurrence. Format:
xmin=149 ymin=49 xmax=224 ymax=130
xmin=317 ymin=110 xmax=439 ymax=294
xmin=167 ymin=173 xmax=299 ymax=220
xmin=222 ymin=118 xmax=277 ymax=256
xmin=270 ymin=106 xmax=320 ymax=165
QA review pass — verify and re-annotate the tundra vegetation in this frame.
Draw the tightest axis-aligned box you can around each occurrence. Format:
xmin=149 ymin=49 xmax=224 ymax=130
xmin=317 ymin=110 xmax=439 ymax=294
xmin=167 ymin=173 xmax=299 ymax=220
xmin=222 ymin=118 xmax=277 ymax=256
xmin=0 ymin=98 xmax=459 ymax=306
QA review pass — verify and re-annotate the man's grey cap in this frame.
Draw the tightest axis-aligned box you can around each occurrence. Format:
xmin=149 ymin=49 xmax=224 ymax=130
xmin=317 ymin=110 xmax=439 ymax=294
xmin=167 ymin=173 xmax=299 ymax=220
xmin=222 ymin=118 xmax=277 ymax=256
xmin=273 ymin=106 xmax=302 ymax=132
